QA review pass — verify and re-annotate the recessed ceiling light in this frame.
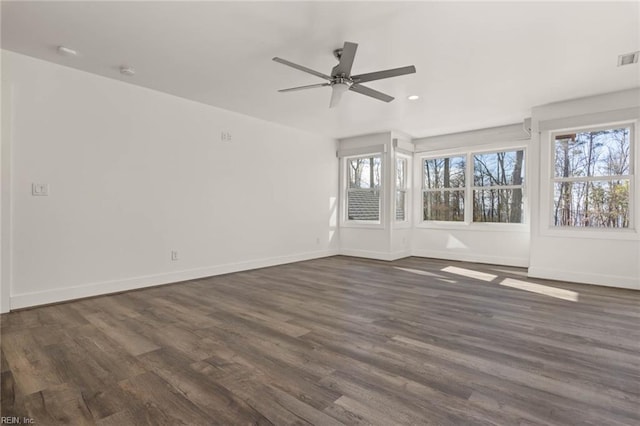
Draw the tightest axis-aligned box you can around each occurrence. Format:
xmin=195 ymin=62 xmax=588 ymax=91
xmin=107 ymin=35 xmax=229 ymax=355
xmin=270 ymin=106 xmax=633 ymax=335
xmin=120 ymin=66 xmax=136 ymax=76
xmin=618 ymin=51 xmax=639 ymax=66
xmin=407 ymin=95 xmax=420 ymax=101
xmin=57 ymin=46 xmax=78 ymax=57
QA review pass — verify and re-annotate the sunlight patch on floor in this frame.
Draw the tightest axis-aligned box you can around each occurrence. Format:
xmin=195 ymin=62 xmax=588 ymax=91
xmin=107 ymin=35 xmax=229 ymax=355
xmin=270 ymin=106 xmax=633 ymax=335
xmin=441 ymin=266 xmax=497 ymax=282
xmin=437 ymin=278 xmax=459 ymax=284
xmin=500 ymin=278 xmax=579 ymax=302
xmin=486 ymin=267 xmax=528 ymax=277
xmin=394 ymin=267 xmax=445 ymax=278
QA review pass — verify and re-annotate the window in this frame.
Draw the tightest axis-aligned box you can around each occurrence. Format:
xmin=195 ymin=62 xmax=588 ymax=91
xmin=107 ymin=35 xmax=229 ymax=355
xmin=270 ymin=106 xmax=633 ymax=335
xmin=396 ymin=157 xmax=408 ymax=221
xmin=473 ymin=150 xmax=525 ymax=223
xmin=346 ymin=155 xmax=382 ymax=221
xmin=421 ymin=147 xmax=527 ymax=224
xmin=423 ymin=156 xmax=466 ymax=221
xmin=552 ymin=126 xmax=632 ymax=228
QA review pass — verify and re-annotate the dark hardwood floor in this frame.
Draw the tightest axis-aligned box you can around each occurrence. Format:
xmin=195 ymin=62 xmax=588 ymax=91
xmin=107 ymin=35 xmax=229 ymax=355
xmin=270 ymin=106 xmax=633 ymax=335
xmin=1 ymin=256 xmax=639 ymax=425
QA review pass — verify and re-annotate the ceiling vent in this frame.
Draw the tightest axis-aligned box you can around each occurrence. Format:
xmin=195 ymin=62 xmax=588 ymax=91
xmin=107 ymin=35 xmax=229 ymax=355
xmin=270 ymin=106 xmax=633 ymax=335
xmin=617 ymin=51 xmax=639 ymax=67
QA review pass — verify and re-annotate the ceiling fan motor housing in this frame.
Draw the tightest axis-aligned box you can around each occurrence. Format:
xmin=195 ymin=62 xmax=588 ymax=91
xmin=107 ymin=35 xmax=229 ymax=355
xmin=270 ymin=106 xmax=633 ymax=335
xmin=332 ymin=77 xmax=351 ymax=87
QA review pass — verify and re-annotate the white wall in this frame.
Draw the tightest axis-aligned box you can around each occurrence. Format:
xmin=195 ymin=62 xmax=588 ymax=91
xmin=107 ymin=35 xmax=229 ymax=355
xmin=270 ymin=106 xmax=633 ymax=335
xmin=2 ymin=52 xmax=637 ymax=313
xmin=411 ymin=124 xmax=531 ymax=267
xmin=411 ymin=228 xmax=529 ymax=267
xmin=0 ymin=47 xmax=11 ymax=313
xmin=1 ymin=50 xmax=339 ymax=311
xmin=390 ymin=132 xmax=414 ymax=259
xmin=528 ymin=89 xmax=640 ymax=289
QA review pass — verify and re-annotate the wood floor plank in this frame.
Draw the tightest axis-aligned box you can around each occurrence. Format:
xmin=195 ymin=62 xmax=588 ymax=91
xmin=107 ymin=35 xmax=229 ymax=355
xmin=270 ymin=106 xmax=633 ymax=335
xmin=1 ymin=370 xmax=17 ymax=412
xmin=1 ymin=331 xmax=64 ymax=395
xmin=0 ymin=346 xmax=9 ymax=373
xmin=1 ymin=255 xmax=639 ymax=425
xmin=84 ymin=312 xmax=160 ymax=357
xmin=138 ymin=347 xmax=274 ymax=425
xmin=196 ymin=325 xmax=342 ymax=411
xmin=65 ymin=324 xmax=147 ymax=383
xmin=21 ymin=383 xmax=94 ymax=425
xmin=117 ymin=371 xmax=212 ymax=425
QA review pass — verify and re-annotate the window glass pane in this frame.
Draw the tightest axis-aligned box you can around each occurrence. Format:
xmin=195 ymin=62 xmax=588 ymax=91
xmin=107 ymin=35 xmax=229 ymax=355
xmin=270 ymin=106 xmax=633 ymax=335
xmin=473 ymin=189 xmax=524 ymax=223
xmin=553 ymin=180 xmax=630 ymax=228
xmin=348 ymin=156 xmax=382 ymax=189
xmin=424 ymin=156 xmax=465 ymax=189
xmin=348 ymin=189 xmax=380 ymax=221
xmin=396 ymin=158 xmax=407 ymax=188
xmin=423 ymin=190 xmax=465 ymax=221
xmin=396 ymin=190 xmax=406 ymax=221
xmin=554 ymin=128 xmax=630 ymax=178
xmin=473 ymin=150 xmax=525 ymax=187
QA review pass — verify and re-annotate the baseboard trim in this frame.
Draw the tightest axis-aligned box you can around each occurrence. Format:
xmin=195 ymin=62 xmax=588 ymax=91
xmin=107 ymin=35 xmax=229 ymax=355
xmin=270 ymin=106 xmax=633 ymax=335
xmin=388 ymin=250 xmax=412 ymax=261
xmin=339 ymin=249 xmax=411 ymax=261
xmin=410 ymin=249 xmax=529 ymax=268
xmin=528 ymin=266 xmax=640 ymax=290
xmin=10 ymin=249 xmax=339 ymax=310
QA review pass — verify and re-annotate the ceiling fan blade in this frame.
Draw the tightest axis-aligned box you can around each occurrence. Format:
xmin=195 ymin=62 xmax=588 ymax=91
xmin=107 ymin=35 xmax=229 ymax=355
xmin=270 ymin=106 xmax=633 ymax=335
xmin=278 ymin=83 xmax=330 ymax=92
xmin=331 ymin=42 xmax=358 ymax=77
xmin=349 ymin=84 xmax=394 ymax=103
xmin=351 ymin=65 xmax=416 ymax=83
xmin=272 ymin=57 xmax=332 ymax=81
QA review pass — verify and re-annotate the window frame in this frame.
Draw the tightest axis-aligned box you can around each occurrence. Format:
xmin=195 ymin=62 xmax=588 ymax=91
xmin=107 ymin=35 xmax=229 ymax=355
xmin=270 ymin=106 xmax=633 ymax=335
xmin=471 ymin=148 xmax=527 ymax=225
xmin=342 ymin=152 xmax=384 ymax=228
xmin=416 ymin=143 xmax=529 ymax=231
xmin=395 ymin=153 xmax=411 ymax=224
xmin=421 ymin=154 xmax=467 ymax=223
xmin=548 ymin=122 xmax=635 ymax=232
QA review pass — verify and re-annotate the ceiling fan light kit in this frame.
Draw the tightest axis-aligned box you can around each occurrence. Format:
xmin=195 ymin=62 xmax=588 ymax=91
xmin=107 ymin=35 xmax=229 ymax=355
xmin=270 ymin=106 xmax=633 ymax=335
xmin=273 ymin=41 xmax=416 ymax=108
xmin=330 ymin=81 xmax=349 ymax=108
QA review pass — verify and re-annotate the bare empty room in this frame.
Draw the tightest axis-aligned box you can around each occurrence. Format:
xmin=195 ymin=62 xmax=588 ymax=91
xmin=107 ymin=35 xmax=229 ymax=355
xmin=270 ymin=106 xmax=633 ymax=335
xmin=1 ymin=1 xmax=639 ymax=425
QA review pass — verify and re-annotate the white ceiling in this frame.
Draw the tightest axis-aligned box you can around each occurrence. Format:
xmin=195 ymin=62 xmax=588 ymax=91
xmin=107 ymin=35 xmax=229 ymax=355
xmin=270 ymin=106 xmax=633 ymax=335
xmin=2 ymin=1 xmax=639 ymax=139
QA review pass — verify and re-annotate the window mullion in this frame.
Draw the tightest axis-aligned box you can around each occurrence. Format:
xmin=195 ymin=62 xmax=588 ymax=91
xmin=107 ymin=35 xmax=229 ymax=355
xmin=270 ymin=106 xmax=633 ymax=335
xmin=552 ymin=175 xmax=632 ymax=183
xmin=472 ymin=184 xmax=525 ymax=190
xmin=465 ymin=152 xmax=473 ymax=223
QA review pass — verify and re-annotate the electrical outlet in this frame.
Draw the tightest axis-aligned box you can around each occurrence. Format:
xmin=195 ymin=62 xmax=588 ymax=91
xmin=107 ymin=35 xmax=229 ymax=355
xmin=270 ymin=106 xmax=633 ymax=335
xmin=220 ymin=131 xmax=232 ymax=141
xmin=171 ymin=250 xmax=179 ymax=261
xmin=32 ymin=183 xmax=49 ymax=196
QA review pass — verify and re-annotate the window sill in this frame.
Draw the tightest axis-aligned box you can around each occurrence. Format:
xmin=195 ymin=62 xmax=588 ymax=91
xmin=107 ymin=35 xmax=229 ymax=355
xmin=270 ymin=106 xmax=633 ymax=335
xmin=394 ymin=221 xmax=412 ymax=229
xmin=416 ymin=221 xmax=529 ymax=233
xmin=341 ymin=221 xmax=385 ymax=230
xmin=540 ymin=227 xmax=638 ymax=241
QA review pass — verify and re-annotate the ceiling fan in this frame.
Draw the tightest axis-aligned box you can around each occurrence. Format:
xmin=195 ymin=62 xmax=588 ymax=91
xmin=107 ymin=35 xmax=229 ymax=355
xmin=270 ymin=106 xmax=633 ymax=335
xmin=273 ymin=42 xmax=416 ymax=108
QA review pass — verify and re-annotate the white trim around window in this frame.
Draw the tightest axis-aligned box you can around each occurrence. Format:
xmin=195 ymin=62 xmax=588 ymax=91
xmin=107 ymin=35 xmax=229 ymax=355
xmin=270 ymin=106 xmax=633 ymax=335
xmin=394 ymin=153 xmax=411 ymax=227
xmin=341 ymin=152 xmax=385 ymax=228
xmin=415 ymin=142 xmax=529 ymax=231
xmin=540 ymin=120 xmax=638 ymax=239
